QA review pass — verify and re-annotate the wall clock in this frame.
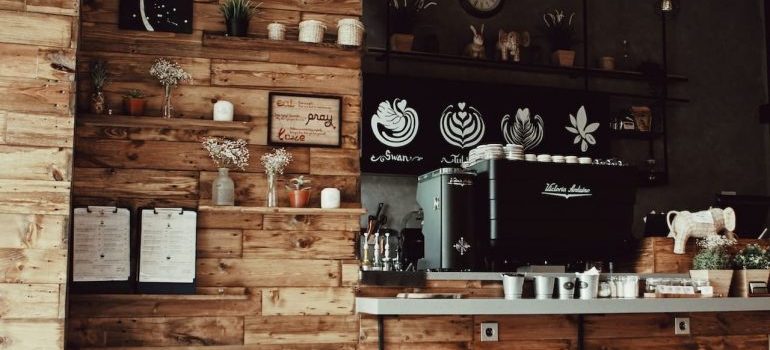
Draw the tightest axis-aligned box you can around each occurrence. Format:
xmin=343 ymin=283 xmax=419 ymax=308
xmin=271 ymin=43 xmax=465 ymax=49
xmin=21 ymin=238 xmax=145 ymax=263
xmin=459 ymin=0 xmax=504 ymax=18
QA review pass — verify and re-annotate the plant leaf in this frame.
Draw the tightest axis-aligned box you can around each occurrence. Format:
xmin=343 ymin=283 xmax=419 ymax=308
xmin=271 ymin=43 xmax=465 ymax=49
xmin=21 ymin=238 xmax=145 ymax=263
xmin=584 ymin=122 xmax=600 ymax=133
xmin=565 ymin=126 xmax=578 ymax=134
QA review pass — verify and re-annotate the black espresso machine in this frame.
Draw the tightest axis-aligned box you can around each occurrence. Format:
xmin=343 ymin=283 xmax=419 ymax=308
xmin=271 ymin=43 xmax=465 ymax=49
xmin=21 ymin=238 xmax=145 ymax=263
xmin=416 ymin=160 xmax=638 ymax=271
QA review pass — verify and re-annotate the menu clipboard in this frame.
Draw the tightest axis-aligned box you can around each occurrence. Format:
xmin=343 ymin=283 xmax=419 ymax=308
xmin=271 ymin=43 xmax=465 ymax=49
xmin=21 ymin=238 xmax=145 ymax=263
xmin=71 ymin=206 xmax=133 ymax=294
xmin=137 ymin=208 xmax=197 ymax=294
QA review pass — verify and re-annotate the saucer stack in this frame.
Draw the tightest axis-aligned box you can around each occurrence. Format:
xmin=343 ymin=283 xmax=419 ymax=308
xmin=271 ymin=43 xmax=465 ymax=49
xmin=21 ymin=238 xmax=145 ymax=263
xmin=474 ymin=144 xmax=505 ymax=160
xmin=565 ymin=156 xmax=578 ymax=164
xmin=552 ymin=155 xmax=565 ymax=163
xmin=578 ymin=157 xmax=592 ymax=164
xmin=536 ymin=154 xmax=552 ymax=163
xmin=504 ymin=144 xmax=524 ymax=160
xmin=525 ymin=154 xmax=537 ymax=162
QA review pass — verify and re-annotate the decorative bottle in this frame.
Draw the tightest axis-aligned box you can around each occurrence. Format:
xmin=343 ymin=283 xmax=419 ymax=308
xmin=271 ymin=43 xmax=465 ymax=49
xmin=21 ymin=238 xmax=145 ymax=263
xmin=212 ymin=168 xmax=235 ymax=206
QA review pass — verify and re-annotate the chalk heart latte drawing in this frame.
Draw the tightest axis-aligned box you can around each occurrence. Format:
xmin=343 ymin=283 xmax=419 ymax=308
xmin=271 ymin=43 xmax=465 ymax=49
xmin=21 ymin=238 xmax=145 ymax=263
xmin=440 ymin=102 xmax=486 ymax=149
xmin=371 ymin=98 xmax=420 ymax=148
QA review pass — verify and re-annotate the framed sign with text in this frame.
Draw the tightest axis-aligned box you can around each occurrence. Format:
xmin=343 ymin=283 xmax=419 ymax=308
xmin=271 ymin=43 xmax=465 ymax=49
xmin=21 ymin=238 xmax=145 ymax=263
xmin=268 ymin=93 xmax=342 ymax=147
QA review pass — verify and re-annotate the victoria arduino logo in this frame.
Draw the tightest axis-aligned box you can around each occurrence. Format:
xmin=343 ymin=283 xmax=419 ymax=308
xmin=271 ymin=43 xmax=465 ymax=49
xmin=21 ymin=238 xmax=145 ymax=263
xmin=542 ymin=183 xmax=592 ymax=199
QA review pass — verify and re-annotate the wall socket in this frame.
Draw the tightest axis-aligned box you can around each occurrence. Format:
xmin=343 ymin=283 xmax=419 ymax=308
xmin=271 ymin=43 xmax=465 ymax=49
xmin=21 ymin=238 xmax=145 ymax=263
xmin=480 ymin=322 xmax=499 ymax=342
xmin=674 ymin=317 xmax=690 ymax=335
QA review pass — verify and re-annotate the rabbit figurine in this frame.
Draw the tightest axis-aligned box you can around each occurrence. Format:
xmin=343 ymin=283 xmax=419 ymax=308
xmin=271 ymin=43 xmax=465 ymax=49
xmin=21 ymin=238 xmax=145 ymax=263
xmin=464 ymin=24 xmax=486 ymax=59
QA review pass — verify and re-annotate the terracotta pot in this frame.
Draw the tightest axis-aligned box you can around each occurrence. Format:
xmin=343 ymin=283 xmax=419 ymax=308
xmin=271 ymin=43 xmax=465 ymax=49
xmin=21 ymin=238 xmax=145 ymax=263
xmin=288 ymin=189 xmax=311 ymax=208
xmin=552 ymin=49 xmax=576 ymax=67
xmin=389 ymin=33 xmax=415 ymax=52
xmin=730 ymin=269 xmax=770 ymax=297
xmin=123 ymin=98 xmax=146 ymax=116
xmin=690 ymin=269 xmax=733 ymax=297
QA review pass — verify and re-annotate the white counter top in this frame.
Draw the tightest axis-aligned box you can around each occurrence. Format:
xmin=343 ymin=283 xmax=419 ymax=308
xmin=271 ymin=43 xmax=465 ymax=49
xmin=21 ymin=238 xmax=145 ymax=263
xmin=356 ymin=297 xmax=770 ymax=315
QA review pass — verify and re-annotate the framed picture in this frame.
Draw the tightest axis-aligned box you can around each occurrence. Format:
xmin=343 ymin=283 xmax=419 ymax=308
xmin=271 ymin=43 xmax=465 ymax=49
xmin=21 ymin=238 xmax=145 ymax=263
xmin=268 ymin=92 xmax=342 ymax=147
xmin=119 ymin=0 xmax=194 ymax=34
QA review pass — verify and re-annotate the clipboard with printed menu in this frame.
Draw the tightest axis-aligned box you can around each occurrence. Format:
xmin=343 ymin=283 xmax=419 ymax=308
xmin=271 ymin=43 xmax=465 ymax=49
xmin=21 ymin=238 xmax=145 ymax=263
xmin=137 ymin=208 xmax=197 ymax=294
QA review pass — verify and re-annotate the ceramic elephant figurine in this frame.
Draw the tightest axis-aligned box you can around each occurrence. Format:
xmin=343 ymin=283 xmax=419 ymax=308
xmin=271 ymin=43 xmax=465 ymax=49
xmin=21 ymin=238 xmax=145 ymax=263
xmin=667 ymin=207 xmax=737 ymax=254
xmin=497 ymin=29 xmax=530 ymax=62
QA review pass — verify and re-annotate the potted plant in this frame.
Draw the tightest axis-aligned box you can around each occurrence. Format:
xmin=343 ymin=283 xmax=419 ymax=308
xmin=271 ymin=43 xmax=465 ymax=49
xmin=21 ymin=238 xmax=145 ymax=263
xmin=202 ymin=137 xmax=250 ymax=206
xmin=89 ymin=59 xmax=108 ymax=114
xmin=730 ymin=244 xmax=770 ymax=297
xmin=123 ymin=89 xmax=147 ymax=116
xmin=690 ymin=235 xmax=735 ymax=297
xmin=220 ymin=0 xmax=261 ymax=37
xmin=541 ymin=9 xmax=578 ymax=66
xmin=285 ymin=175 xmax=311 ymax=208
xmin=388 ymin=0 xmax=437 ymax=52
xmin=261 ymin=148 xmax=293 ymax=207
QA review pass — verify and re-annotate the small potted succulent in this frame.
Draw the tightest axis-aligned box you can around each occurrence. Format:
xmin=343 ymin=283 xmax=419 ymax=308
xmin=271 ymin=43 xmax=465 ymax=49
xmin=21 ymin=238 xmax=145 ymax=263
xmin=286 ymin=175 xmax=311 ymax=208
xmin=690 ymin=235 xmax=735 ymax=297
xmin=123 ymin=89 xmax=147 ymax=116
xmin=731 ymin=244 xmax=770 ymax=297
xmin=89 ymin=59 xmax=108 ymax=114
xmin=388 ymin=0 xmax=437 ymax=51
xmin=220 ymin=0 xmax=261 ymax=37
xmin=541 ymin=9 xmax=578 ymax=66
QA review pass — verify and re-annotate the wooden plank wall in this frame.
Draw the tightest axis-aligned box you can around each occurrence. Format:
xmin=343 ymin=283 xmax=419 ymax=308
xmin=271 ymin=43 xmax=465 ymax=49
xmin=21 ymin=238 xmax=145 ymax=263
xmin=0 ymin=0 xmax=78 ymax=347
xmin=68 ymin=0 xmax=363 ymax=348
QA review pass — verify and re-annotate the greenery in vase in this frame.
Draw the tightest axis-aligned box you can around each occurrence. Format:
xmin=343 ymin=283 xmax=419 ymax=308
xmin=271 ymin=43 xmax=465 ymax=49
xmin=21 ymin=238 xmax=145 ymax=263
xmin=692 ymin=235 xmax=735 ymax=270
xmin=286 ymin=175 xmax=311 ymax=191
xmin=202 ymin=137 xmax=250 ymax=170
xmin=541 ymin=9 xmax=578 ymax=51
xmin=388 ymin=0 xmax=437 ymax=34
xmin=90 ymin=59 xmax=108 ymax=92
xmin=733 ymin=244 xmax=770 ymax=269
xmin=123 ymin=89 xmax=145 ymax=99
xmin=220 ymin=0 xmax=261 ymax=23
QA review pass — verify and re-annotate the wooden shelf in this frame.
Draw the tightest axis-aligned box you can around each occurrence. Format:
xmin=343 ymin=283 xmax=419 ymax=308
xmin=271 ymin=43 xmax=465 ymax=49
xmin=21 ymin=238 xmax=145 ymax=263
xmin=77 ymin=114 xmax=255 ymax=131
xmin=202 ymin=31 xmax=362 ymax=53
xmin=198 ymin=205 xmax=366 ymax=216
xmin=367 ymin=48 xmax=687 ymax=83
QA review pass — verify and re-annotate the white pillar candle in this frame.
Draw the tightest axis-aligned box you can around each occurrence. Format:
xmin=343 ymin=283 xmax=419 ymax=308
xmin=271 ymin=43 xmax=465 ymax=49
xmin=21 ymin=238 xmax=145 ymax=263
xmin=320 ymin=188 xmax=341 ymax=209
xmin=213 ymin=100 xmax=234 ymax=122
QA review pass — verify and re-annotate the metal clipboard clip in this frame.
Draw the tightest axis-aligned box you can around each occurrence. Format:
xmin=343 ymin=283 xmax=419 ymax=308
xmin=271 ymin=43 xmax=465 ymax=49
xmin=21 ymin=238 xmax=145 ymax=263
xmin=86 ymin=206 xmax=119 ymax=214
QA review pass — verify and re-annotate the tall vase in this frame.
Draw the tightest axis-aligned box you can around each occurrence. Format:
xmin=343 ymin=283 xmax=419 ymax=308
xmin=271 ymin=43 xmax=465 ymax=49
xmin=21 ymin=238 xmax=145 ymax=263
xmin=212 ymin=168 xmax=235 ymax=206
xmin=161 ymin=84 xmax=174 ymax=119
xmin=266 ymin=172 xmax=278 ymax=207
xmin=90 ymin=91 xmax=106 ymax=114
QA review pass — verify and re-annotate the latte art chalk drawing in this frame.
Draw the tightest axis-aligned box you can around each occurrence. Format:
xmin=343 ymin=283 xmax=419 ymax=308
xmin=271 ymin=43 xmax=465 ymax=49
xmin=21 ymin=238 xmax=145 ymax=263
xmin=501 ymin=108 xmax=544 ymax=151
xmin=440 ymin=102 xmax=486 ymax=149
xmin=371 ymin=99 xmax=420 ymax=148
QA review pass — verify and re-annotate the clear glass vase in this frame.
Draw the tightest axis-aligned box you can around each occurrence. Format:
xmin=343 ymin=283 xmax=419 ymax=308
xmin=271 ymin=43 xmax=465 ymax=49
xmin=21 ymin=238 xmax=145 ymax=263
xmin=212 ymin=168 xmax=235 ymax=206
xmin=266 ymin=172 xmax=278 ymax=207
xmin=161 ymin=84 xmax=174 ymax=118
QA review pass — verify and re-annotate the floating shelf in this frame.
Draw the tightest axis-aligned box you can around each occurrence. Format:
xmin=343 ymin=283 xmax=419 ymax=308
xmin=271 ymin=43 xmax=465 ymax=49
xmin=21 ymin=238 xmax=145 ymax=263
xmin=198 ymin=205 xmax=366 ymax=216
xmin=76 ymin=114 xmax=255 ymax=131
xmin=367 ymin=48 xmax=687 ymax=83
xmin=202 ymin=31 xmax=363 ymax=52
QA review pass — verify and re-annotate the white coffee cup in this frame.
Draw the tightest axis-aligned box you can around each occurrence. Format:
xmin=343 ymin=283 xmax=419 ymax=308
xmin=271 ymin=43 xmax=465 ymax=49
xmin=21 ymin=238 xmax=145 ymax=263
xmin=534 ymin=275 xmax=555 ymax=300
xmin=320 ymin=188 xmax=340 ymax=209
xmin=578 ymin=274 xmax=600 ymax=299
xmin=557 ymin=276 xmax=576 ymax=299
xmin=502 ymin=274 xmax=525 ymax=300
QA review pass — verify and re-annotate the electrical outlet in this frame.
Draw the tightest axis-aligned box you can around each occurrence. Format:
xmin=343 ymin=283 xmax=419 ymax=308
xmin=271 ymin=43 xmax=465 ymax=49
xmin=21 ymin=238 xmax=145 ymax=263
xmin=480 ymin=322 xmax=498 ymax=342
xmin=675 ymin=317 xmax=690 ymax=335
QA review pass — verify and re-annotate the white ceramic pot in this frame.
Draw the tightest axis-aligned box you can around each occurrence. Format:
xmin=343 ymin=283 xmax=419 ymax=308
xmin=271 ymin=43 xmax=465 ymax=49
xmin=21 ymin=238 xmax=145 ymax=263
xmin=213 ymin=100 xmax=234 ymax=122
xmin=320 ymin=188 xmax=340 ymax=209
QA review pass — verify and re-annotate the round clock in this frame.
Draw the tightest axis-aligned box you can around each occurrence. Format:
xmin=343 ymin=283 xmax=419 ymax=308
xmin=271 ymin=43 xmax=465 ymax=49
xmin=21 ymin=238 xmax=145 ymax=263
xmin=460 ymin=0 xmax=504 ymax=18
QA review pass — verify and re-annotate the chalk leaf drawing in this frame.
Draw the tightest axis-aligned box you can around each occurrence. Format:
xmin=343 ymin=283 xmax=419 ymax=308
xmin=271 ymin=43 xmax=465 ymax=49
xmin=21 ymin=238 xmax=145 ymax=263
xmin=440 ymin=102 xmax=486 ymax=149
xmin=371 ymin=98 xmax=420 ymax=148
xmin=565 ymin=106 xmax=600 ymax=152
xmin=501 ymin=108 xmax=544 ymax=151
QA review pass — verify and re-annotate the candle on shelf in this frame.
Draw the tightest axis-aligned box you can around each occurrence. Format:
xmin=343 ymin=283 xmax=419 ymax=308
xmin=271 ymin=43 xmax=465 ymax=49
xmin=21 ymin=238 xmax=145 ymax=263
xmin=213 ymin=100 xmax=234 ymax=122
xmin=321 ymin=188 xmax=341 ymax=209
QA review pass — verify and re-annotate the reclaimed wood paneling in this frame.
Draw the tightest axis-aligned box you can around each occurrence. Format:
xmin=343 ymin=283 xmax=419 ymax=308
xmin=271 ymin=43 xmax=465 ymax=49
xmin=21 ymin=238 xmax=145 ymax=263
xmin=0 ymin=10 xmax=72 ymax=47
xmin=0 ymin=283 xmax=61 ymax=318
xmin=360 ymin=315 xmax=473 ymax=344
xmin=196 ymin=258 xmax=340 ymax=287
xmin=0 ymin=248 xmax=67 ymax=283
xmin=0 ymin=145 xmax=71 ymax=181
xmin=0 ymin=213 xmax=66 ymax=249
xmin=67 ymin=317 xmax=244 ymax=348
xmin=244 ymin=315 xmax=358 ymax=345
xmin=242 ymin=230 xmax=356 ymax=260
xmin=0 ymin=179 xmax=70 ymax=215
xmin=197 ymin=228 xmax=243 ymax=258
xmin=73 ymin=168 xmax=199 ymax=199
xmin=211 ymin=60 xmax=360 ymax=95
xmin=262 ymin=213 xmax=359 ymax=231
xmin=68 ymin=292 xmax=261 ymax=318
xmin=261 ymin=287 xmax=354 ymax=315
xmin=0 ymin=319 xmax=64 ymax=349
xmin=4 ymin=112 xmax=75 ymax=148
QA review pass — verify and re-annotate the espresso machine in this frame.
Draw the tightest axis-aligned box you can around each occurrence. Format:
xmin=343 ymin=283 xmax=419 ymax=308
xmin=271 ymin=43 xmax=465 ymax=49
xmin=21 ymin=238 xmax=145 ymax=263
xmin=416 ymin=168 xmax=476 ymax=270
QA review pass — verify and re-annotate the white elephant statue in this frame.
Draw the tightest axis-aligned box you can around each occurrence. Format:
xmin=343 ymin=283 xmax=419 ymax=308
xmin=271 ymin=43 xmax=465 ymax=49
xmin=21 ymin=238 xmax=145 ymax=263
xmin=667 ymin=207 xmax=736 ymax=254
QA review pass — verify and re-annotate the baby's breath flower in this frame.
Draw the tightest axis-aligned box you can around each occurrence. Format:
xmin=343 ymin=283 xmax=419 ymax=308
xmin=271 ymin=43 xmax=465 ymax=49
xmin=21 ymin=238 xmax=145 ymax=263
xmin=261 ymin=148 xmax=293 ymax=175
xmin=202 ymin=137 xmax=249 ymax=170
xmin=150 ymin=58 xmax=192 ymax=87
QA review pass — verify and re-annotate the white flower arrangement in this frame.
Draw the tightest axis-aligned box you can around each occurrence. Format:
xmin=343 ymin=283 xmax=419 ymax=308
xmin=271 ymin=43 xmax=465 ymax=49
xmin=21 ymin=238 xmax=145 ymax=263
xmin=261 ymin=148 xmax=293 ymax=175
xmin=697 ymin=235 xmax=736 ymax=251
xmin=202 ymin=137 xmax=250 ymax=170
xmin=149 ymin=58 xmax=192 ymax=87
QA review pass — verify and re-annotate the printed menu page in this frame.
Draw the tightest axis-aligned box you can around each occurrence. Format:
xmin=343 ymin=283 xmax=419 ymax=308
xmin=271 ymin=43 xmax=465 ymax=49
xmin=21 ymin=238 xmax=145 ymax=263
xmin=138 ymin=208 xmax=197 ymax=283
xmin=72 ymin=207 xmax=131 ymax=282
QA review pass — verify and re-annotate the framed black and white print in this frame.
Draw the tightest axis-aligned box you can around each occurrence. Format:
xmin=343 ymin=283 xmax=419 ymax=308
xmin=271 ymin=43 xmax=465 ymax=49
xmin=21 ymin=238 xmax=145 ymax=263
xmin=119 ymin=0 xmax=194 ymax=34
